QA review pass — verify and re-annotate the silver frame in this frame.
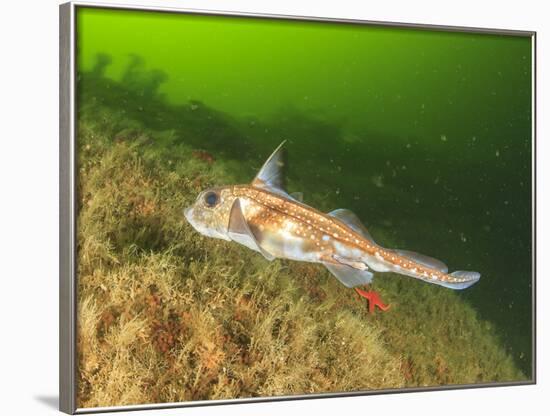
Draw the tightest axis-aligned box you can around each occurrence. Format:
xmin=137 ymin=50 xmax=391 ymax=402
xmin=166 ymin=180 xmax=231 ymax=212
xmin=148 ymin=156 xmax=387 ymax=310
xmin=59 ymin=2 xmax=537 ymax=414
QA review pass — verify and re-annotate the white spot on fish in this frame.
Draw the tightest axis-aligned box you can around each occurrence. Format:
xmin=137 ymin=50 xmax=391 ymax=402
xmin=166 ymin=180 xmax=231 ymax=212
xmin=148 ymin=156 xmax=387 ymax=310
xmin=322 ymin=235 xmax=330 ymax=241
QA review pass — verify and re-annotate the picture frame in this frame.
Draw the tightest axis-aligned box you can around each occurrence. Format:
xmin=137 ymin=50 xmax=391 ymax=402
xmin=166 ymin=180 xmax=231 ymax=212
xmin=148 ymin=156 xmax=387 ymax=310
xmin=60 ymin=2 xmax=536 ymax=413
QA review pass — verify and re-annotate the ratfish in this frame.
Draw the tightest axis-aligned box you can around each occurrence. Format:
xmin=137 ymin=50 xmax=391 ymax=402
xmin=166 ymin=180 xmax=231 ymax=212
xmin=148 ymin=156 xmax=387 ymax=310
xmin=184 ymin=142 xmax=480 ymax=311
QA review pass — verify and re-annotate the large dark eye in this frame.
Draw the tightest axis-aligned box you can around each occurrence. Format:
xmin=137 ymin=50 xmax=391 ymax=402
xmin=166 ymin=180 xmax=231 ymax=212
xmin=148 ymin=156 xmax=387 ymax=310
xmin=204 ymin=191 xmax=219 ymax=207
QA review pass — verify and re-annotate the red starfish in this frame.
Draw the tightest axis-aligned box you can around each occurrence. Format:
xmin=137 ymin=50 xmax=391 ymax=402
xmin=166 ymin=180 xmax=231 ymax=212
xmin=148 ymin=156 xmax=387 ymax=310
xmin=354 ymin=287 xmax=391 ymax=313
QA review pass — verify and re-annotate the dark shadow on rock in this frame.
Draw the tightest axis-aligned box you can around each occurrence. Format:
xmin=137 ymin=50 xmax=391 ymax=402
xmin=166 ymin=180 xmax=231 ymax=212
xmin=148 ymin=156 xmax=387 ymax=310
xmin=91 ymin=52 xmax=112 ymax=78
xmin=78 ymin=53 xmax=260 ymax=173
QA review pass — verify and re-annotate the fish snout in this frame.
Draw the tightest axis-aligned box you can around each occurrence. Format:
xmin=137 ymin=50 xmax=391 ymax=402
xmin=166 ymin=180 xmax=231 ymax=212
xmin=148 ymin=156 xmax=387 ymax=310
xmin=183 ymin=206 xmax=193 ymax=221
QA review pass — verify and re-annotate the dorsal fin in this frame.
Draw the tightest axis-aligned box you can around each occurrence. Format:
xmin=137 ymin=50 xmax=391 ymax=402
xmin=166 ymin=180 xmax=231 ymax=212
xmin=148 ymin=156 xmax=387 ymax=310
xmin=251 ymin=141 xmax=286 ymax=192
xmin=392 ymin=249 xmax=448 ymax=273
xmin=327 ymin=209 xmax=377 ymax=244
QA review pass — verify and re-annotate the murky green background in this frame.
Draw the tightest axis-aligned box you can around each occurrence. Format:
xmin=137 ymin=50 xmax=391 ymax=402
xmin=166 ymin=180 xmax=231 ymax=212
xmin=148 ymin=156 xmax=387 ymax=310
xmin=76 ymin=7 xmax=533 ymax=376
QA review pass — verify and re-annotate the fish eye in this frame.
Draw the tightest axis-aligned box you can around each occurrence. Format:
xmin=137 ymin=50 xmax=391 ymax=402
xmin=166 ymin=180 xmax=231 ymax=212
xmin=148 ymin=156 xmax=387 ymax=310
xmin=203 ymin=191 xmax=219 ymax=207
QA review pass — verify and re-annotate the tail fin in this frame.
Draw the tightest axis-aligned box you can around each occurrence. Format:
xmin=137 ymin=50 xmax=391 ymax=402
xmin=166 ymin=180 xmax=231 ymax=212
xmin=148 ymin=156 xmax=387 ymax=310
xmin=387 ymin=248 xmax=480 ymax=290
xmin=438 ymin=271 xmax=481 ymax=290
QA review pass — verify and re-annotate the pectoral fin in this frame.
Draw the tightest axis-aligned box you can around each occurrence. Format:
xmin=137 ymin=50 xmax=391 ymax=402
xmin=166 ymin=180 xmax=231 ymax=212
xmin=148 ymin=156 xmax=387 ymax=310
xmin=323 ymin=262 xmax=374 ymax=288
xmin=227 ymin=199 xmax=275 ymax=261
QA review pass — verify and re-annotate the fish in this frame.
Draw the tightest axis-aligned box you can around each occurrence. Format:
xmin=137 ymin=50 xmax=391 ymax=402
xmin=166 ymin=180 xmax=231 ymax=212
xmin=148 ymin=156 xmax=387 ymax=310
xmin=184 ymin=142 xmax=480 ymax=310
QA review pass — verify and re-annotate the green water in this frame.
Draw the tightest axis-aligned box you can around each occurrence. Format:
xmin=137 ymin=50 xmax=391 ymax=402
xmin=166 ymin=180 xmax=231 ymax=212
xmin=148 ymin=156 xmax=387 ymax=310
xmin=76 ymin=7 xmax=533 ymax=376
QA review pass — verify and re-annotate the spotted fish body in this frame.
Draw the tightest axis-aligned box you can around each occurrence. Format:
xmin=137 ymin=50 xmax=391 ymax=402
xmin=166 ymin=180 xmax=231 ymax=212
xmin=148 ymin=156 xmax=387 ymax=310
xmin=184 ymin=142 xmax=480 ymax=291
